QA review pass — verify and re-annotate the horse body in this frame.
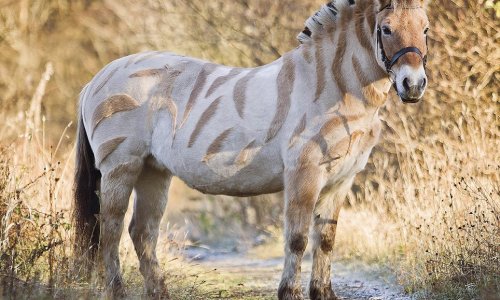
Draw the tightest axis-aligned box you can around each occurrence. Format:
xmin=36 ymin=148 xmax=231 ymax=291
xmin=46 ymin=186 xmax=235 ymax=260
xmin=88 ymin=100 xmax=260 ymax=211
xmin=74 ymin=0 xmax=429 ymax=299
xmin=82 ymin=48 xmax=385 ymax=196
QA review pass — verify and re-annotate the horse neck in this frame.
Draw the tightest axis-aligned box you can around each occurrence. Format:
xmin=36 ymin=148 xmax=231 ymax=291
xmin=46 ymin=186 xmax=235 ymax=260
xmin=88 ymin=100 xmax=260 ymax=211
xmin=296 ymin=2 xmax=391 ymax=115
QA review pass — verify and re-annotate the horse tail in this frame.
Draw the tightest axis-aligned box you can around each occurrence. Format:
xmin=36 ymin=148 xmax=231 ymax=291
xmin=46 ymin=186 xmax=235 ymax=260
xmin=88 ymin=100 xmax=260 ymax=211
xmin=73 ymin=86 xmax=101 ymax=266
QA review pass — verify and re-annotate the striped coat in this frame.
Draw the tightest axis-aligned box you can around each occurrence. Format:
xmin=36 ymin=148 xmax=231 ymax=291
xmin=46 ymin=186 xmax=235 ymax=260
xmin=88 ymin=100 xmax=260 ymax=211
xmin=74 ymin=0 xmax=429 ymax=299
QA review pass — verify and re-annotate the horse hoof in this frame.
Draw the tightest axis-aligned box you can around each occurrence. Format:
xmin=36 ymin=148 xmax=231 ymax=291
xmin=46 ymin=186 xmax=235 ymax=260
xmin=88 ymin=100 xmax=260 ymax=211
xmin=146 ymin=281 xmax=170 ymax=299
xmin=309 ymin=280 xmax=338 ymax=300
xmin=105 ymin=278 xmax=127 ymax=299
xmin=278 ymin=283 xmax=304 ymax=300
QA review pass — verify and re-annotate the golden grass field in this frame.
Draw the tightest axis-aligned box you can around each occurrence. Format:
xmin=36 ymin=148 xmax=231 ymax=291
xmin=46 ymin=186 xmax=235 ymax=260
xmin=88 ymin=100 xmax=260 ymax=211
xmin=0 ymin=0 xmax=499 ymax=299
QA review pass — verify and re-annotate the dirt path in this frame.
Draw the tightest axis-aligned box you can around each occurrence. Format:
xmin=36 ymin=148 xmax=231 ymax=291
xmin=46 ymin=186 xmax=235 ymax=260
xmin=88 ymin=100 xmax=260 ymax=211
xmin=185 ymin=250 xmax=412 ymax=300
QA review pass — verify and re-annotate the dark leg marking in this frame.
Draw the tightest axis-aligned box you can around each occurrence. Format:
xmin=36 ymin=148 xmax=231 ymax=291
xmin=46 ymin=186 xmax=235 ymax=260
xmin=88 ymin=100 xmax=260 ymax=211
xmin=290 ymin=234 xmax=307 ymax=254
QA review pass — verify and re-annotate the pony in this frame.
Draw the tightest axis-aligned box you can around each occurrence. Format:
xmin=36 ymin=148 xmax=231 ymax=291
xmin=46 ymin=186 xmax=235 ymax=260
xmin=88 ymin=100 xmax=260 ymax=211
xmin=74 ymin=0 xmax=429 ymax=299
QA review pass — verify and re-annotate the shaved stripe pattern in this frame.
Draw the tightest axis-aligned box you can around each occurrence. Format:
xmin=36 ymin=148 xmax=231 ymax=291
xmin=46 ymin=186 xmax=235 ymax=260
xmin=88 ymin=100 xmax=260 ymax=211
xmin=352 ymin=56 xmax=370 ymax=87
xmin=233 ymin=68 xmax=260 ymax=118
xmin=320 ymin=114 xmax=363 ymax=137
xmin=206 ymin=69 xmax=243 ymax=98
xmin=289 ymin=114 xmax=307 ymax=148
xmin=93 ymin=66 xmax=120 ymax=96
xmin=188 ymin=96 xmax=222 ymax=147
xmin=302 ymin=45 xmax=313 ymax=64
xmin=302 ymin=114 xmax=364 ymax=159
xmin=163 ymin=70 xmax=183 ymax=132
xmin=203 ymin=128 xmax=233 ymax=162
xmin=355 ymin=2 xmax=373 ymax=52
xmin=266 ymin=53 xmax=296 ymax=142
xmin=96 ymin=136 xmax=127 ymax=165
xmin=319 ymin=130 xmax=364 ymax=165
xmin=234 ymin=140 xmax=257 ymax=166
xmin=331 ymin=10 xmax=351 ymax=96
xmin=92 ymin=94 xmax=140 ymax=137
xmin=352 ymin=56 xmax=387 ymax=106
xmin=181 ymin=63 xmax=218 ymax=126
xmin=129 ymin=67 xmax=167 ymax=78
xmin=129 ymin=65 xmax=184 ymax=134
xmin=366 ymin=1 xmax=377 ymax=32
xmin=314 ymin=45 xmax=326 ymax=102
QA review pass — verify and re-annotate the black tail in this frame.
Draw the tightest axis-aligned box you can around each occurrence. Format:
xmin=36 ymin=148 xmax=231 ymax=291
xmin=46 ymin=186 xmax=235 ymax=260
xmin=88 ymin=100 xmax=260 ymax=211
xmin=73 ymin=109 xmax=101 ymax=267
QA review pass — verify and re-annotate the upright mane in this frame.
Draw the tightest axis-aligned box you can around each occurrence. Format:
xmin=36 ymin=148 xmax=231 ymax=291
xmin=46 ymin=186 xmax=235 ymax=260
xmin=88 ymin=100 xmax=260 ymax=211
xmin=297 ymin=0 xmax=425 ymax=44
xmin=297 ymin=0 xmax=355 ymax=44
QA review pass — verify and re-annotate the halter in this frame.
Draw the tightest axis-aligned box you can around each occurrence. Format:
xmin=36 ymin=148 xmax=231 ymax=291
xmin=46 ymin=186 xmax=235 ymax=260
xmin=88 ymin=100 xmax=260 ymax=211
xmin=376 ymin=5 xmax=428 ymax=75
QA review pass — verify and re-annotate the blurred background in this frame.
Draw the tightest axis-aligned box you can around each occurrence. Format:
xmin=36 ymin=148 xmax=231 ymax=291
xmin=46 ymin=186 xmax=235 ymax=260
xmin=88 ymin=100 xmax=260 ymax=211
xmin=0 ymin=0 xmax=498 ymax=299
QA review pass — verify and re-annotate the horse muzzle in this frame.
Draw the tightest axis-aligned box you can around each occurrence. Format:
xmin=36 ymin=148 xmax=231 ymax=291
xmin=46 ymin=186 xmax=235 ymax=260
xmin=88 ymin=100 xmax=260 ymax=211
xmin=396 ymin=73 xmax=427 ymax=103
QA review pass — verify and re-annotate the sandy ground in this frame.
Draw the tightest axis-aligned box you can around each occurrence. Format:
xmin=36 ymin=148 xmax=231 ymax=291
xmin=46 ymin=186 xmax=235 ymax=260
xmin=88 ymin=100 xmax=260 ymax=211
xmin=183 ymin=249 xmax=412 ymax=300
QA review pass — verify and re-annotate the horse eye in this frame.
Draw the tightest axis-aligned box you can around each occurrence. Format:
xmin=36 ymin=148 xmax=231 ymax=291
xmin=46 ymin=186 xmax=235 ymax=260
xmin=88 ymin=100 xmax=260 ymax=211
xmin=424 ymin=28 xmax=429 ymax=35
xmin=382 ymin=26 xmax=392 ymax=35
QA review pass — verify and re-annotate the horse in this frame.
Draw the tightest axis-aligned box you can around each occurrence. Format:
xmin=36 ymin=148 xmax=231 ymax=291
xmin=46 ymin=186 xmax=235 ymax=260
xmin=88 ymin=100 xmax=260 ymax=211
xmin=73 ymin=0 xmax=429 ymax=299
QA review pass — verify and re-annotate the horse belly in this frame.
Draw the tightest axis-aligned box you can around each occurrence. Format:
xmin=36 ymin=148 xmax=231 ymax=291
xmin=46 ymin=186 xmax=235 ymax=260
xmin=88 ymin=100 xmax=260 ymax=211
xmin=159 ymin=143 xmax=285 ymax=197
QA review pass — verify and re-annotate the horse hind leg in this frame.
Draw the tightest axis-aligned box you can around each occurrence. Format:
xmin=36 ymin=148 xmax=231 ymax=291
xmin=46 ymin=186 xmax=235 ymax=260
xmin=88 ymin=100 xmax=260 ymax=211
xmin=129 ymin=163 xmax=171 ymax=298
xmin=99 ymin=157 xmax=143 ymax=298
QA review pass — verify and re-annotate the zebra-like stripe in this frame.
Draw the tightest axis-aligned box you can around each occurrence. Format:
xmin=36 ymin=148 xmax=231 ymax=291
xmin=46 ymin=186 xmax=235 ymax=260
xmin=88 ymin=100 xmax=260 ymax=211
xmin=96 ymin=137 xmax=127 ymax=165
xmin=206 ymin=69 xmax=243 ymax=98
xmin=92 ymin=94 xmax=140 ymax=138
xmin=188 ymin=96 xmax=222 ymax=147
xmin=203 ymin=128 xmax=233 ymax=162
xmin=93 ymin=66 xmax=120 ymax=96
xmin=266 ymin=53 xmax=296 ymax=142
xmin=314 ymin=44 xmax=326 ymax=102
xmin=181 ymin=63 xmax=218 ymax=126
xmin=289 ymin=114 xmax=307 ymax=148
xmin=233 ymin=68 xmax=260 ymax=118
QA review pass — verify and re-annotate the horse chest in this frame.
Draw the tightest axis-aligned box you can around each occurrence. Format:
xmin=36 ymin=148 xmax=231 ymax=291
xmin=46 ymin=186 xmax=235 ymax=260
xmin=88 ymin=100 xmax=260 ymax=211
xmin=321 ymin=120 xmax=382 ymax=183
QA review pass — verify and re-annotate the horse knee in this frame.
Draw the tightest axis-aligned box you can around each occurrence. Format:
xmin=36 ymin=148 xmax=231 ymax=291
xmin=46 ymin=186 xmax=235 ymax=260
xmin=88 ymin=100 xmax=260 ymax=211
xmin=290 ymin=234 xmax=308 ymax=254
xmin=320 ymin=233 xmax=335 ymax=253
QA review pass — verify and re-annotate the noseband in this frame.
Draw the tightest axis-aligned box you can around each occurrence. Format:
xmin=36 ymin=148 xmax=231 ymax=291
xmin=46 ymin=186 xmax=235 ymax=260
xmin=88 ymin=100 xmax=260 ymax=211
xmin=377 ymin=6 xmax=428 ymax=75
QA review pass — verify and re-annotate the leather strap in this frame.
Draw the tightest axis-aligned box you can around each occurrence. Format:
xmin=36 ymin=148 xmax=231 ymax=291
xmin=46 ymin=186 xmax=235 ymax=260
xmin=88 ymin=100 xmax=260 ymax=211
xmin=377 ymin=26 xmax=428 ymax=73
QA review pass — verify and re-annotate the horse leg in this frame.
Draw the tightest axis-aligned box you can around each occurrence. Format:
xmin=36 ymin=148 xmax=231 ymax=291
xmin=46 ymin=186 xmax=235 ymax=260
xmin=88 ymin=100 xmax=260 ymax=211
xmin=129 ymin=165 xmax=171 ymax=298
xmin=100 ymin=158 xmax=143 ymax=298
xmin=309 ymin=178 xmax=354 ymax=300
xmin=278 ymin=165 xmax=323 ymax=300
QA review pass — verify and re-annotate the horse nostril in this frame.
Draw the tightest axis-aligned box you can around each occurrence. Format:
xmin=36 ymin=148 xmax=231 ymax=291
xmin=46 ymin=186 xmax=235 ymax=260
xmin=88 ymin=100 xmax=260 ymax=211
xmin=403 ymin=78 xmax=410 ymax=91
xmin=421 ymin=77 xmax=427 ymax=88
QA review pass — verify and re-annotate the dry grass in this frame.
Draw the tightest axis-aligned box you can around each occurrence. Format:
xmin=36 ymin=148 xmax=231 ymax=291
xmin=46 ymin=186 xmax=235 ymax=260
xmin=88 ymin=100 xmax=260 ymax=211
xmin=347 ymin=1 xmax=500 ymax=297
xmin=0 ymin=0 xmax=499 ymax=299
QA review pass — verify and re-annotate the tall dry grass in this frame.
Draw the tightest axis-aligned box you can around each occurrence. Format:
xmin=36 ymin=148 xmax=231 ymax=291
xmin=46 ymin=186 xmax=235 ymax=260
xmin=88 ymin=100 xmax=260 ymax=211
xmin=0 ymin=62 xmax=81 ymax=297
xmin=0 ymin=0 xmax=498 ymax=299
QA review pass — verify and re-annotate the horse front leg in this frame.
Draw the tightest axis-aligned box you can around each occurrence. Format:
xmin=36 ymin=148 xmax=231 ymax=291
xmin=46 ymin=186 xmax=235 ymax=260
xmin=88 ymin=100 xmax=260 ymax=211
xmin=278 ymin=164 xmax=324 ymax=300
xmin=309 ymin=177 xmax=354 ymax=300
